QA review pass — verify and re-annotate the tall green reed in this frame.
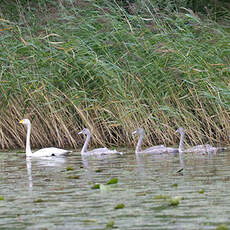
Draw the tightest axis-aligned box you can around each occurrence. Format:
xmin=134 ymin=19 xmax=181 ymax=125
xmin=0 ymin=0 xmax=229 ymax=150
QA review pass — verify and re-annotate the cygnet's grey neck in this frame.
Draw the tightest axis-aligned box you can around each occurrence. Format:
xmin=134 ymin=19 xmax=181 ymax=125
xmin=81 ymin=133 xmax=91 ymax=153
xmin=179 ymin=131 xmax=185 ymax=152
xmin=136 ymin=133 xmax=144 ymax=153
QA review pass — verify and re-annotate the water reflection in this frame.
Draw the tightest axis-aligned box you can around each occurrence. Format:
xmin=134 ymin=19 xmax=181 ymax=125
xmin=81 ymin=155 xmax=94 ymax=181
xmin=177 ymin=152 xmax=185 ymax=175
xmin=135 ymin=153 xmax=145 ymax=175
xmin=33 ymin=156 xmax=67 ymax=167
xmin=26 ymin=158 xmax=33 ymax=190
xmin=135 ymin=152 xmax=184 ymax=176
xmin=1 ymin=149 xmax=230 ymax=230
xmin=81 ymin=153 xmax=119 ymax=180
xmin=81 ymin=154 xmax=109 ymax=169
xmin=25 ymin=156 xmax=67 ymax=191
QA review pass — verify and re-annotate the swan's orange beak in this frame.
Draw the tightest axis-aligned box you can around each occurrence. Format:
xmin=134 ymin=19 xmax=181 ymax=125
xmin=19 ymin=120 xmax=24 ymax=124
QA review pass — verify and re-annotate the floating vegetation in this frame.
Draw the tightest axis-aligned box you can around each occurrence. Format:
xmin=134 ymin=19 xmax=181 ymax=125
xmin=172 ymin=183 xmax=178 ymax=187
xmin=95 ymin=169 xmax=103 ymax=173
xmin=91 ymin=184 xmax=100 ymax=190
xmin=199 ymin=189 xmax=205 ymax=194
xmin=16 ymin=150 xmax=24 ymax=154
xmin=169 ymin=198 xmax=180 ymax=206
xmin=83 ymin=219 xmax=97 ymax=224
xmin=0 ymin=196 xmax=4 ymax=201
xmin=136 ymin=192 xmax=147 ymax=196
xmin=68 ymin=175 xmax=80 ymax=179
xmin=154 ymin=195 xmax=171 ymax=200
xmin=114 ymin=203 xmax=125 ymax=209
xmin=216 ymin=224 xmax=228 ymax=230
xmin=106 ymin=178 xmax=118 ymax=185
xmin=106 ymin=220 xmax=115 ymax=229
xmin=66 ymin=166 xmax=74 ymax=171
xmin=154 ymin=194 xmax=184 ymax=207
xmin=169 ymin=196 xmax=184 ymax=206
xmin=33 ymin=198 xmax=44 ymax=203
xmin=91 ymin=179 xmax=118 ymax=191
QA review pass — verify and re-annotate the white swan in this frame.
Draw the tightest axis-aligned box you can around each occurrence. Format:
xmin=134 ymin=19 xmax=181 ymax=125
xmin=132 ymin=128 xmax=178 ymax=154
xmin=78 ymin=128 xmax=122 ymax=155
xmin=176 ymin=127 xmax=226 ymax=154
xmin=19 ymin=119 xmax=72 ymax=157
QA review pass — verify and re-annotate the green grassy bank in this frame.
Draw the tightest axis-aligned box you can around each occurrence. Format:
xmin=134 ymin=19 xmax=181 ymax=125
xmin=0 ymin=0 xmax=230 ymax=150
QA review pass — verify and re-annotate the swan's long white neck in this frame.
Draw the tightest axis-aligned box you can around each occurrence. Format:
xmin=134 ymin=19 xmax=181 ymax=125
xmin=178 ymin=131 xmax=184 ymax=153
xmin=81 ymin=133 xmax=90 ymax=154
xmin=25 ymin=123 xmax=32 ymax=156
xmin=135 ymin=134 xmax=144 ymax=153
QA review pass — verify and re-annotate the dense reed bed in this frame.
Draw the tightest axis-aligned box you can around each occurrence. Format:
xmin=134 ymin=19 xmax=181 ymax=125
xmin=0 ymin=0 xmax=230 ymax=150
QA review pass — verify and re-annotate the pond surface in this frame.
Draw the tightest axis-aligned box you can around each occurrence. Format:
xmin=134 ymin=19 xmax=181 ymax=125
xmin=0 ymin=149 xmax=230 ymax=229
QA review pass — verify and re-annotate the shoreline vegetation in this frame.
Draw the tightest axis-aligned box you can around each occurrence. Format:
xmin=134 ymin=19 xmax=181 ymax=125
xmin=0 ymin=0 xmax=230 ymax=150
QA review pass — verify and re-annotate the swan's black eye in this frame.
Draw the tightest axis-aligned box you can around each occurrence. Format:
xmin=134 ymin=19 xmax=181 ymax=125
xmin=51 ymin=153 xmax=55 ymax=156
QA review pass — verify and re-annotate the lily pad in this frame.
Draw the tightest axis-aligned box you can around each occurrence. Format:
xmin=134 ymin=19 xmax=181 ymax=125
xmin=66 ymin=166 xmax=74 ymax=171
xmin=169 ymin=196 xmax=184 ymax=206
xmin=170 ymin=198 xmax=180 ymax=206
xmin=114 ymin=203 xmax=125 ymax=209
xmin=199 ymin=189 xmax=205 ymax=194
xmin=91 ymin=184 xmax=100 ymax=189
xmin=33 ymin=198 xmax=44 ymax=203
xmin=216 ymin=224 xmax=228 ymax=230
xmin=106 ymin=178 xmax=118 ymax=185
xmin=106 ymin=220 xmax=114 ymax=229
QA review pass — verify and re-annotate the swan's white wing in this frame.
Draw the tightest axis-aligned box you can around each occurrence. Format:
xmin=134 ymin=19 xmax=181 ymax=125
xmin=32 ymin=147 xmax=72 ymax=157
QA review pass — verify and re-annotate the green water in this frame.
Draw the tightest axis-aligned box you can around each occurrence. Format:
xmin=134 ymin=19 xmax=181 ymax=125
xmin=0 ymin=150 xmax=230 ymax=229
